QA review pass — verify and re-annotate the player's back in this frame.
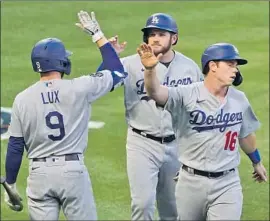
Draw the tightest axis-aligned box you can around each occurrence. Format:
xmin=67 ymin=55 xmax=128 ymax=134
xmin=12 ymin=76 xmax=104 ymax=159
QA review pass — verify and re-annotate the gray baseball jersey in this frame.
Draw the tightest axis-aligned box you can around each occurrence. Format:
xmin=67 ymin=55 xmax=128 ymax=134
xmin=8 ymin=70 xmax=114 ymax=159
xmin=121 ymin=51 xmax=203 ymax=220
xmin=122 ymin=52 xmax=204 ymax=136
xmin=165 ymin=81 xmax=261 ymax=172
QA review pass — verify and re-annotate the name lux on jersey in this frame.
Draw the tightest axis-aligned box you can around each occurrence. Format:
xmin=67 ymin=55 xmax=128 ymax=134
xmin=41 ymin=90 xmax=60 ymax=104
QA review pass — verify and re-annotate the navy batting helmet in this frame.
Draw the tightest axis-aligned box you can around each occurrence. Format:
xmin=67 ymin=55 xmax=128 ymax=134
xmin=31 ymin=38 xmax=72 ymax=75
xmin=201 ymin=43 xmax=248 ymax=86
xmin=141 ymin=13 xmax=178 ymax=45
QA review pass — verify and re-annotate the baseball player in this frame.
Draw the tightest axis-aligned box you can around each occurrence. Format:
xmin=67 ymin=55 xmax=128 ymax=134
xmin=137 ymin=42 xmax=267 ymax=220
xmin=97 ymin=13 xmax=204 ymax=220
xmin=4 ymin=11 xmax=127 ymax=220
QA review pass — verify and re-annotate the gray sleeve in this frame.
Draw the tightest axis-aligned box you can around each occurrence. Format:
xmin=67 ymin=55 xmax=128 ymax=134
xmin=8 ymin=97 xmax=23 ymax=137
xmin=239 ymin=101 xmax=261 ymax=138
xmin=73 ymin=70 xmax=113 ymax=103
xmin=165 ymin=85 xmax=193 ymax=114
xmin=194 ymin=62 xmax=205 ymax=82
xmin=165 ymin=87 xmax=184 ymax=114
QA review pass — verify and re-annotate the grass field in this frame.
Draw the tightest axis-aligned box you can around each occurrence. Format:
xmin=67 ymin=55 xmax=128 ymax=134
xmin=1 ymin=1 xmax=269 ymax=220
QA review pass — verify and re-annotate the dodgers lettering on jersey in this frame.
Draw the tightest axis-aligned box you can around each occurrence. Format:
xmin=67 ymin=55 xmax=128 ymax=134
xmin=165 ymin=82 xmax=260 ymax=172
xmin=121 ymin=52 xmax=203 ymax=136
xmin=189 ymin=109 xmax=243 ymax=133
xmin=136 ymin=76 xmax=193 ymax=102
xmin=8 ymin=70 xmax=116 ymax=158
xmin=163 ymin=76 xmax=192 ymax=87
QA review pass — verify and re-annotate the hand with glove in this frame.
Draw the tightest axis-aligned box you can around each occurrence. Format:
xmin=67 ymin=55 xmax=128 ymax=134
xmin=76 ymin=10 xmax=104 ymax=43
xmin=4 ymin=182 xmax=23 ymax=212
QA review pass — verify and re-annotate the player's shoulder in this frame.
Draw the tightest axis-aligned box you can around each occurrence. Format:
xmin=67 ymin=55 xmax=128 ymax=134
xmin=175 ymin=81 xmax=203 ymax=92
xmin=14 ymin=82 xmax=40 ymax=103
xmin=229 ymin=86 xmax=249 ymax=102
xmin=173 ymin=51 xmax=199 ymax=67
xmin=120 ymin=53 xmax=140 ymax=64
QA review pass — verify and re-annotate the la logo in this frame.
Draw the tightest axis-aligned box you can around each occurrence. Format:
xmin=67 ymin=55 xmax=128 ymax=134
xmin=151 ymin=16 xmax=159 ymax=24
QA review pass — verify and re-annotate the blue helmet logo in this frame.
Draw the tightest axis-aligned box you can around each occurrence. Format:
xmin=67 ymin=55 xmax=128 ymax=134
xmin=141 ymin=13 xmax=178 ymax=45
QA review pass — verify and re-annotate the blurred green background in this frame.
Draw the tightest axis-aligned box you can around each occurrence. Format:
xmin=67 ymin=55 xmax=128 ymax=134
xmin=1 ymin=1 xmax=269 ymax=220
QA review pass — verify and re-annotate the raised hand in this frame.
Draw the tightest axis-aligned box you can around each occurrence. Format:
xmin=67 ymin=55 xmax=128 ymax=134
xmin=76 ymin=10 xmax=104 ymax=42
xmin=108 ymin=35 xmax=127 ymax=55
xmin=137 ymin=43 xmax=162 ymax=70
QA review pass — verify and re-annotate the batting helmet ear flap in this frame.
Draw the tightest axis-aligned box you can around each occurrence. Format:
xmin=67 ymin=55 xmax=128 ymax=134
xmin=232 ymin=68 xmax=243 ymax=86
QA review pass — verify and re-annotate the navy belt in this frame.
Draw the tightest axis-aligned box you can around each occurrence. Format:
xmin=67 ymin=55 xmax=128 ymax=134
xmin=33 ymin=153 xmax=79 ymax=162
xmin=132 ymin=128 xmax=175 ymax=144
xmin=182 ymin=164 xmax=235 ymax=178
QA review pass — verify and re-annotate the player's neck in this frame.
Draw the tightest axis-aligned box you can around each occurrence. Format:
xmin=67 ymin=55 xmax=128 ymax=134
xmin=204 ymin=77 xmax=228 ymax=100
xmin=40 ymin=71 xmax=62 ymax=81
xmin=159 ymin=50 xmax=175 ymax=63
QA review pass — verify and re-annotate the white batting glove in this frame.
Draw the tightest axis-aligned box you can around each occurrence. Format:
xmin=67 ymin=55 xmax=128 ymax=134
xmin=4 ymin=183 xmax=23 ymax=211
xmin=76 ymin=10 xmax=104 ymax=43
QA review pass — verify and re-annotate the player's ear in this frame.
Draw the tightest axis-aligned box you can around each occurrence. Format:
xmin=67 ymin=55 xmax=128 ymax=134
xmin=171 ymin=34 xmax=178 ymax=45
xmin=209 ymin=61 xmax=217 ymax=73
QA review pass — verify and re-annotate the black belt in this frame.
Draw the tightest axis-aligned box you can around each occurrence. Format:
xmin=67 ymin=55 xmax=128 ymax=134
xmin=182 ymin=164 xmax=235 ymax=178
xmin=132 ymin=128 xmax=175 ymax=144
xmin=33 ymin=154 xmax=79 ymax=162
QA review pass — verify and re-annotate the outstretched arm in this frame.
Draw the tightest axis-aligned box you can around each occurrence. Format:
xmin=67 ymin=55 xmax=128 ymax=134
xmin=97 ymin=35 xmax=127 ymax=72
xmin=76 ymin=10 xmax=127 ymax=93
xmin=137 ymin=43 xmax=168 ymax=106
xmin=76 ymin=11 xmax=124 ymax=73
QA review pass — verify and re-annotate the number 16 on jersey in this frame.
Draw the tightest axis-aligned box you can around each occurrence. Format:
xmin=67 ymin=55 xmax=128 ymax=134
xmin=224 ymin=131 xmax=238 ymax=151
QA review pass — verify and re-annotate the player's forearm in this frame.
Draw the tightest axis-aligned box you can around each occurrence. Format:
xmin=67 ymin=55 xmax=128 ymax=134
xmin=98 ymin=42 xmax=124 ymax=73
xmin=239 ymin=133 xmax=262 ymax=164
xmin=144 ymin=68 xmax=168 ymax=106
xmin=5 ymin=137 xmax=25 ymax=184
xmin=97 ymin=62 xmax=105 ymax=72
xmin=239 ymin=133 xmax=257 ymax=154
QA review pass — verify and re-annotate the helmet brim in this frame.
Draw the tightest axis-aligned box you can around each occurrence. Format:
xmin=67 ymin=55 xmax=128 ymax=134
xmin=236 ymin=58 xmax=248 ymax=65
xmin=212 ymin=57 xmax=248 ymax=65
xmin=141 ymin=26 xmax=177 ymax=34
xmin=65 ymin=50 xmax=73 ymax=57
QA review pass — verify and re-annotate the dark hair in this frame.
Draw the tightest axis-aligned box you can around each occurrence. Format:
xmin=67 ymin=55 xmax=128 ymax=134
xmin=203 ymin=60 xmax=221 ymax=75
xmin=202 ymin=63 xmax=210 ymax=75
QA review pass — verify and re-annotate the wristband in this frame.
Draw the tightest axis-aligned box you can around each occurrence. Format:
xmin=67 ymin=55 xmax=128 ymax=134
xmin=247 ymin=149 xmax=261 ymax=164
xmin=92 ymin=31 xmax=104 ymax=43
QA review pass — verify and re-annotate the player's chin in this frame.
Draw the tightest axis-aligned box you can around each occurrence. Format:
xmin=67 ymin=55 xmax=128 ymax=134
xmin=227 ymin=82 xmax=233 ymax=86
xmin=152 ymin=47 xmax=163 ymax=54
xmin=227 ymin=78 xmax=235 ymax=86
